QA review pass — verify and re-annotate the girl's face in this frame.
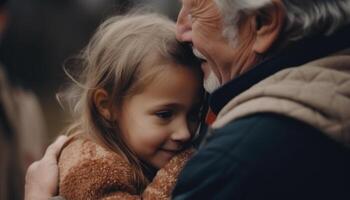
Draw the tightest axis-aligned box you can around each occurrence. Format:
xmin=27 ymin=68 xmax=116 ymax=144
xmin=117 ymin=63 xmax=202 ymax=169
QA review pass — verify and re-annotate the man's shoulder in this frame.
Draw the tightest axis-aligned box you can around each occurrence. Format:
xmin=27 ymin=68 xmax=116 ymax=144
xmin=211 ymin=112 xmax=323 ymax=141
xmin=215 ymin=110 xmax=314 ymax=131
xmin=208 ymin=113 xmax=312 ymax=147
xmin=206 ymin=113 xmax=347 ymax=164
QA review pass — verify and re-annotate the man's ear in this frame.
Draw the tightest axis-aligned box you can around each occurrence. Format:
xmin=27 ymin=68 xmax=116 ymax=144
xmin=252 ymin=0 xmax=285 ymax=54
xmin=93 ymin=89 xmax=112 ymax=120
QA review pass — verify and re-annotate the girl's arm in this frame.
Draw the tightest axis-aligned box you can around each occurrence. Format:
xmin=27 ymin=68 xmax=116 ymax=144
xmin=59 ymin=138 xmax=194 ymax=200
xmin=99 ymin=149 xmax=193 ymax=200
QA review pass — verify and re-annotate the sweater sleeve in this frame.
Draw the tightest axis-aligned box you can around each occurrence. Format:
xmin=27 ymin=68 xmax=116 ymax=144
xmin=59 ymin=143 xmax=139 ymax=200
xmin=59 ymin=138 xmax=193 ymax=200
xmin=98 ymin=149 xmax=194 ymax=200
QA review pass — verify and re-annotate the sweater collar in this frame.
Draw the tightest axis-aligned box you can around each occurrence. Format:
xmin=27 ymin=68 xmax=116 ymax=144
xmin=209 ymin=25 xmax=350 ymax=115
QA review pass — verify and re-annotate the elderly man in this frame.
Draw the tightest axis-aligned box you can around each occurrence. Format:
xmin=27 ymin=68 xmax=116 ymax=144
xmin=25 ymin=0 xmax=350 ymax=199
xmin=172 ymin=0 xmax=350 ymax=199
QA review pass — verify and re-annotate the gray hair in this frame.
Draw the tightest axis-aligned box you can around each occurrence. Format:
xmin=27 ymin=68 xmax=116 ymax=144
xmin=215 ymin=0 xmax=350 ymax=45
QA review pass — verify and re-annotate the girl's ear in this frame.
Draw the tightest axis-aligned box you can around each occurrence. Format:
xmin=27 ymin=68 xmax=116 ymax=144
xmin=93 ymin=89 xmax=112 ymax=120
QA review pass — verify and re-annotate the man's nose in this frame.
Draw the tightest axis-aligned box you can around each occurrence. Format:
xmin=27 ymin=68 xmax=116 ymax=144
xmin=176 ymin=9 xmax=192 ymax=42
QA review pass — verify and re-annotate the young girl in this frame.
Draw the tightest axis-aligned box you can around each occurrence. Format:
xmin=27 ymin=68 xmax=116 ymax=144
xmin=57 ymin=13 xmax=204 ymax=199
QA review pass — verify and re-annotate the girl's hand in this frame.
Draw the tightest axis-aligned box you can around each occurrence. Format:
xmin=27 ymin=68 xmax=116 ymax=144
xmin=25 ymin=136 xmax=68 ymax=200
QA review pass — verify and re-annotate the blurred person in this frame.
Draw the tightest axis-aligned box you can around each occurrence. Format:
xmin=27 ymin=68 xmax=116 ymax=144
xmin=0 ymin=1 xmax=47 ymax=169
xmin=0 ymin=67 xmax=24 ymax=200
xmin=1 ymin=0 xmax=47 ymax=199
xmin=25 ymin=0 xmax=350 ymax=199
xmin=0 ymin=66 xmax=45 ymax=200
xmin=0 ymin=1 xmax=22 ymax=199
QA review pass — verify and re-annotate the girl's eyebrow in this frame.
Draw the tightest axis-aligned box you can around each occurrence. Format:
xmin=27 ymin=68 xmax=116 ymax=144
xmin=152 ymin=103 xmax=191 ymax=112
xmin=157 ymin=103 xmax=183 ymax=109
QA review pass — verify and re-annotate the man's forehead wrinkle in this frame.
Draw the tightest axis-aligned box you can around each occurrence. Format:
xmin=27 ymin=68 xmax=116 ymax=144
xmin=190 ymin=1 xmax=223 ymax=26
xmin=185 ymin=2 xmax=202 ymax=17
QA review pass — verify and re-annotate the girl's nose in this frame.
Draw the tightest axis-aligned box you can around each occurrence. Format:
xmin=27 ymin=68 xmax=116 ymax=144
xmin=171 ymin=121 xmax=192 ymax=143
xmin=176 ymin=8 xmax=193 ymax=43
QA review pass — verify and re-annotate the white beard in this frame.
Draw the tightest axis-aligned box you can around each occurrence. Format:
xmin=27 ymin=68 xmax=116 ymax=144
xmin=203 ymin=71 xmax=221 ymax=93
xmin=192 ymin=48 xmax=221 ymax=93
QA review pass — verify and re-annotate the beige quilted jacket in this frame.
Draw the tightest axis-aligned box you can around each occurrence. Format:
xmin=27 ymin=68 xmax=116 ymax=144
xmin=212 ymin=49 xmax=350 ymax=146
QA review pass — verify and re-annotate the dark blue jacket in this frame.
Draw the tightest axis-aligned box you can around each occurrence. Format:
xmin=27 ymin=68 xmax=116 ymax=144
xmin=172 ymin=26 xmax=350 ymax=200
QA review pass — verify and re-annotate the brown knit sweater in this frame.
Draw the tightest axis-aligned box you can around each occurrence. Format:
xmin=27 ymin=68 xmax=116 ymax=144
xmin=58 ymin=137 xmax=193 ymax=200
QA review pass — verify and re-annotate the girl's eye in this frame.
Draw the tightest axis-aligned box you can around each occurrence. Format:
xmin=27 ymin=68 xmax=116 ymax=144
xmin=155 ymin=110 xmax=173 ymax=119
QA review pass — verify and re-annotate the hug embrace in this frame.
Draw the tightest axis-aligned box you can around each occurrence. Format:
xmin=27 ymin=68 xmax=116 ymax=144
xmin=26 ymin=0 xmax=350 ymax=200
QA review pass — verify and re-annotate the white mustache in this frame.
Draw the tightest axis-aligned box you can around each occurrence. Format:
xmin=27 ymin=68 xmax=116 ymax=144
xmin=192 ymin=48 xmax=207 ymax=61
xmin=204 ymin=71 xmax=221 ymax=93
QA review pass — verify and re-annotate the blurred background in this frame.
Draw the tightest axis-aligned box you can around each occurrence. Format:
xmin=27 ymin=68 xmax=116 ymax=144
xmin=0 ymin=1 xmax=180 ymax=198
xmin=0 ymin=0 xmax=180 ymax=140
